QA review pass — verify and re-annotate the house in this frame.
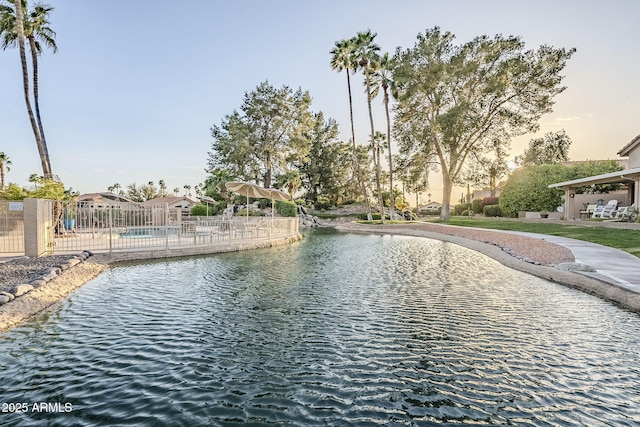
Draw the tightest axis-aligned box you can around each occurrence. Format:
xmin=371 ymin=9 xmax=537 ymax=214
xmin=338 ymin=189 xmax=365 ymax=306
xmin=420 ymin=202 xmax=442 ymax=212
xmin=140 ymin=196 xmax=198 ymax=212
xmin=549 ymin=134 xmax=640 ymax=219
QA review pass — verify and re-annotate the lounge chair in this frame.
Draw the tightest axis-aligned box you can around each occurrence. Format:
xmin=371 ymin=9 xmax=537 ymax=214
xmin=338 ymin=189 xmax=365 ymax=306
xmin=592 ymin=200 xmax=617 ymax=218
xmin=611 ymin=203 xmax=637 ymax=222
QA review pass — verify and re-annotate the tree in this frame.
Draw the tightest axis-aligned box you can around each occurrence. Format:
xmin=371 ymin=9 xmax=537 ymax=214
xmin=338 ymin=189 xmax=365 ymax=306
xmin=183 ymin=184 xmax=191 ymax=197
xmin=298 ymin=112 xmax=355 ymax=205
xmin=330 ymin=37 xmax=372 ymax=219
xmin=517 ymin=130 xmax=571 ymax=166
xmin=354 ymin=30 xmax=384 ymax=222
xmin=370 ymin=52 xmax=397 ymax=218
xmin=204 ymin=168 xmax=234 ymax=202
xmin=462 ymin=138 xmax=510 ymax=197
xmin=208 ymin=81 xmax=312 ymax=189
xmin=0 ymin=0 xmax=55 ymax=178
xmin=393 ymin=27 xmax=575 ymax=219
xmin=0 ymin=152 xmax=11 ymax=191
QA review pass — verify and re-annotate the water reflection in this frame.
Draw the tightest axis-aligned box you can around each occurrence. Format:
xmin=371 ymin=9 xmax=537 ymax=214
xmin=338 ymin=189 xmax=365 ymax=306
xmin=1 ymin=228 xmax=640 ymax=426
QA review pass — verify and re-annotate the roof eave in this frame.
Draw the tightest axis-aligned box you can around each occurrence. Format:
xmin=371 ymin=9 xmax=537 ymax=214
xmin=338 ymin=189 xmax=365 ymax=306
xmin=549 ymin=167 xmax=640 ymax=189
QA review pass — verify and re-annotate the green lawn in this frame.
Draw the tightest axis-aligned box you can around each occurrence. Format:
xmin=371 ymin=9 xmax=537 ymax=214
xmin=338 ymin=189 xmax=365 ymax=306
xmin=434 ymin=217 xmax=640 ymax=259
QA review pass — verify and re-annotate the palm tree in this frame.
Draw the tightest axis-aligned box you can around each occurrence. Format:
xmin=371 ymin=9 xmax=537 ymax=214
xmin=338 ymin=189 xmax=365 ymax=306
xmin=158 ymin=179 xmax=167 ymax=197
xmin=183 ymin=184 xmax=191 ymax=197
xmin=0 ymin=0 xmax=54 ymax=178
xmin=0 ymin=151 xmax=11 ymax=191
xmin=330 ymin=37 xmax=372 ymax=220
xmin=173 ymin=187 xmax=180 ymax=196
xmin=370 ymin=52 xmax=396 ymax=218
xmin=28 ymin=172 xmax=41 ymax=190
xmin=112 ymin=182 xmax=121 ymax=195
xmin=353 ymin=30 xmax=383 ymax=222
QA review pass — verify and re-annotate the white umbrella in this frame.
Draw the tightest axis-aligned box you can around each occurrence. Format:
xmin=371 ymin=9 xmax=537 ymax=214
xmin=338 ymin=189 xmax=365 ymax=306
xmin=265 ymin=188 xmax=291 ymax=218
xmin=225 ymin=181 xmax=271 ymax=221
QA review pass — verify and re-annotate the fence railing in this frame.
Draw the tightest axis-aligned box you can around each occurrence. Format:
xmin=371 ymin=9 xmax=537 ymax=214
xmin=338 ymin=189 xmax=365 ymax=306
xmin=50 ymin=200 xmax=298 ymax=255
xmin=0 ymin=199 xmax=299 ymax=257
xmin=0 ymin=201 xmax=25 ymax=255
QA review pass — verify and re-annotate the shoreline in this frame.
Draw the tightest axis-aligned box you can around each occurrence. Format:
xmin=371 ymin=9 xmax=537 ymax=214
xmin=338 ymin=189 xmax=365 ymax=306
xmin=2 ymin=221 xmax=639 ymax=332
xmin=335 ymin=222 xmax=640 ymax=314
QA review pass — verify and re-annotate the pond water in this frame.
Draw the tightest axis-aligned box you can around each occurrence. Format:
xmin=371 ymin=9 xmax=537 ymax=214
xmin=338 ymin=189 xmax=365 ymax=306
xmin=1 ymin=229 xmax=640 ymax=426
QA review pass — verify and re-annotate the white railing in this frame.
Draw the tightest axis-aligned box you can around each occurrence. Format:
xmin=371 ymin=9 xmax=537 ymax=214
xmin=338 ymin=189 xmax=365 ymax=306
xmin=0 ymin=201 xmax=25 ymax=255
xmin=49 ymin=200 xmax=298 ymax=255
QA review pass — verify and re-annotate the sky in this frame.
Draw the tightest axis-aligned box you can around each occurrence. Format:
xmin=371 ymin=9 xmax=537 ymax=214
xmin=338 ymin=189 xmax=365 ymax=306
xmin=1 ymin=0 xmax=639 ymax=204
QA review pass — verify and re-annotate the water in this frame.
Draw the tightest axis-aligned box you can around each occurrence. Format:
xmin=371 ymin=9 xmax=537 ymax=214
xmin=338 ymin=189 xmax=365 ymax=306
xmin=1 ymin=229 xmax=640 ymax=426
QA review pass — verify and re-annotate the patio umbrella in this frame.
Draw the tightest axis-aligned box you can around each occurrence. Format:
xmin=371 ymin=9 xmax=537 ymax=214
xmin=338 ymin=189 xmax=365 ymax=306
xmin=266 ymin=188 xmax=291 ymax=218
xmin=225 ymin=181 xmax=271 ymax=220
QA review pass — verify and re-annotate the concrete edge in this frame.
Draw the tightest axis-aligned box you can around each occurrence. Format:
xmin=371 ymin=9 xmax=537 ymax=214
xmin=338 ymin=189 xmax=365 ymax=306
xmin=336 ymin=223 xmax=640 ymax=314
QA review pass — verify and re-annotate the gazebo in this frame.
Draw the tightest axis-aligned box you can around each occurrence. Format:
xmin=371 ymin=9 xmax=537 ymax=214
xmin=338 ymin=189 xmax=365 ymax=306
xmin=549 ymin=134 xmax=640 ymax=220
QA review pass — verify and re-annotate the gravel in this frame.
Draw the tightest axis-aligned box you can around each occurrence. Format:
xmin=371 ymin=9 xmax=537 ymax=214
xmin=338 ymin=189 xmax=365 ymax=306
xmin=0 ymin=255 xmax=78 ymax=293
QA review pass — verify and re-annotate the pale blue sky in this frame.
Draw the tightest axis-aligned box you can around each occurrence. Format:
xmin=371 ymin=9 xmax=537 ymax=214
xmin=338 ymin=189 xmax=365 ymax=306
xmin=2 ymin=0 xmax=639 ymax=201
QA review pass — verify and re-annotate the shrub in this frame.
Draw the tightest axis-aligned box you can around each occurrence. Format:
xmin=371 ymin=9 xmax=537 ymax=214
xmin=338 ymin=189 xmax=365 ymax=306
xmin=314 ymin=197 xmax=332 ymax=211
xmin=454 ymin=203 xmax=470 ymax=215
xmin=499 ymin=164 xmax=567 ymax=217
xmin=276 ymin=200 xmax=297 ymax=217
xmin=483 ymin=204 xmax=502 ymax=217
xmin=236 ymin=208 xmax=264 ymax=217
xmin=356 ymin=213 xmax=389 ymax=220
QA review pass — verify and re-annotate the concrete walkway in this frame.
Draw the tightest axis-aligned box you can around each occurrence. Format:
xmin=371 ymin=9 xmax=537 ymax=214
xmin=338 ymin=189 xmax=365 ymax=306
xmin=505 ymin=231 xmax=640 ymax=294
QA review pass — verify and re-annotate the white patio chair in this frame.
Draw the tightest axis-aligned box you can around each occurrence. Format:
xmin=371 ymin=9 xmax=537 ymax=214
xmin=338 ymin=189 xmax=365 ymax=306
xmin=593 ymin=200 xmax=617 ymax=218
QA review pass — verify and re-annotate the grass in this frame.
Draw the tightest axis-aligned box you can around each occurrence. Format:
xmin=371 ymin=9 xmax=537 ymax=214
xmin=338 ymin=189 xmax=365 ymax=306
xmin=434 ymin=217 xmax=640 ymax=259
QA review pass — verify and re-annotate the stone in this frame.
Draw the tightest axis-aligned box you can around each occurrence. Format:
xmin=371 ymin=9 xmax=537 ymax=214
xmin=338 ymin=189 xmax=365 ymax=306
xmin=555 ymin=262 xmax=597 ymax=272
xmin=12 ymin=284 xmax=34 ymax=297
xmin=30 ymin=279 xmax=47 ymax=288
xmin=43 ymin=266 xmax=62 ymax=276
xmin=0 ymin=295 xmax=10 ymax=305
xmin=0 ymin=291 xmax=15 ymax=301
xmin=67 ymin=258 xmax=82 ymax=268
xmin=40 ymin=271 xmax=58 ymax=282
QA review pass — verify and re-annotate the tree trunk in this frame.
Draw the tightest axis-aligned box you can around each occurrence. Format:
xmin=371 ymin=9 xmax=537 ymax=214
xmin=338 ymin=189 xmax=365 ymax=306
xmin=14 ymin=2 xmax=52 ymax=179
xmin=346 ymin=71 xmax=372 ymax=220
xmin=29 ymin=35 xmax=52 ymax=177
xmin=440 ymin=175 xmax=452 ymax=220
xmin=364 ymin=64 xmax=384 ymax=223
xmin=383 ymin=87 xmax=395 ymax=220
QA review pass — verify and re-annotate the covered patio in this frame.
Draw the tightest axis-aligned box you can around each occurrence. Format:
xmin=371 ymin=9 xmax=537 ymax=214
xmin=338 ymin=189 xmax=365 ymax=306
xmin=550 ymin=134 xmax=640 ymax=220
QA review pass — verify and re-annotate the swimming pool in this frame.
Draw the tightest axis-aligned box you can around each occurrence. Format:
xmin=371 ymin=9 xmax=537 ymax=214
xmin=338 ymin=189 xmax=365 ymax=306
xmin=1 ymin=229 xmax=639 ymax=425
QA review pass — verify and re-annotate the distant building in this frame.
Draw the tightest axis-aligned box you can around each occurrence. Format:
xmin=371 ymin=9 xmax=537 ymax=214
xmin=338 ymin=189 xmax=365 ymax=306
xmin=420 ymin=202 xmax=442 ymax=212
xmin=140 ymin=196 xmax=198 ymax=214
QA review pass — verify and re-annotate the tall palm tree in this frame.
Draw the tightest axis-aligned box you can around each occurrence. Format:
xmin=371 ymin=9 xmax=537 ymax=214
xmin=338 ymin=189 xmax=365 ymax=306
xmin=370 ymin=52 xmax=396 ymax=219
xmin=0 ymin=152 xmax=11 ymax=191
xmin=330 ymin=37 xmax=372 ymax=220
xmin=0 ymin=0 xmax=54 ymax=178
xmin=183 ymin=184 xmax=191 ymax=197
xmin=353 ymin=30 xmax=384 ymax=222
xmin=158 ymin=179 xmax=167 ymax=196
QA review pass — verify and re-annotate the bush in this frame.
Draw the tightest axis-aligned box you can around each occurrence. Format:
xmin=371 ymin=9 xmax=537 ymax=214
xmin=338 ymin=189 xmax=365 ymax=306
xmin=314 ymin=197 xmax=332 ymax=211
xmin=191 ymin=202 xmax=225 ymax=216
xmin=454 ymin=203 xmax=470 ymax=215
xmin=499 ymin=164 xmax=567 ymax=217
xmin=356 ymin=213 xmax=389 ymax=221
xmin=483 ymin=204 xmax=502 ymax=217
xmin=236 ymin=208 xmax=264 ymax=217
xmin=276 ymin=200 xmax=297 ymax=217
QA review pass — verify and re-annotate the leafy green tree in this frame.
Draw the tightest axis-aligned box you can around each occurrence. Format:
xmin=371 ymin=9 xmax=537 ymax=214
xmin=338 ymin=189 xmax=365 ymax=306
xmin=393 ymin=27 xmax=575 ymax=219
xmin=0 ymin=0 xmax=55 ymax=178
xmin=204 ymin=168 xmax=235 ymax=202
xmin=330 ymin=37 xmax=372 ymax=218
xmin=517 ymin=130 xmax=572 ymax=166
xmin=462 ymin=139 xmax=510 ymax=197
xmin=275 ymin=170 xmax=301 ymax=199
xmin=0 ymin=151 xmax=11 ymax=191
xmin=125 ymin=182 xmax=163 ymax=202
xmin=299 ymin=112 xmax=355 ymax=205
xmin=208 ymin=81 xmax=313 ymax=188
xmin=499 ymin=164 xmax=568 ymax=216
xmin=567 ymin=159 xmax=624 ymax=194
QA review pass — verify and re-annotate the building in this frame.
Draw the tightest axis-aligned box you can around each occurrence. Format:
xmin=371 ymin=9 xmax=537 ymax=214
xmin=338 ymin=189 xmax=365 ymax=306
xmin=550 ymin=134 xmax=640 ymax=219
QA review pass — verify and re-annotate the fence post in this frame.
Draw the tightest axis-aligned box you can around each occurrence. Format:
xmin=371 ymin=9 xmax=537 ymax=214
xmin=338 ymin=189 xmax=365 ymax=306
xmin=24 ymin=198 xmax=46 ymax=257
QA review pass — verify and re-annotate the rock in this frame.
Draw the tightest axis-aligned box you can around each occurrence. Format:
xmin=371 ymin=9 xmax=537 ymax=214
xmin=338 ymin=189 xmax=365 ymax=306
xmin=0 ymin=295 xmax=10 ymax=305
xmin=82 ymin=250 xmax=94 ymax=257
xmin=40 ymin=271 xmax=58 ymax=282
xmin=555 ymin=262 xmax=597 ymax=272
xmin=12 ymin=284 xmax=34 ymax=297
xmin=0 ymin=291 xmax=15 ymax=301
xmin=43 ymin=266 xmax=62 ymax=276
xmin=67 ymin=258 xmax=82 ymax=268
xmin=30 ymin=279 xmax=47 ymax=288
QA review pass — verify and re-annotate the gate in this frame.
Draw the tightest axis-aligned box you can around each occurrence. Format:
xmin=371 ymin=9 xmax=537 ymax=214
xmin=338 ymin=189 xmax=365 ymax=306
xmin=0 ymin=201 xmax=25 ymax=255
